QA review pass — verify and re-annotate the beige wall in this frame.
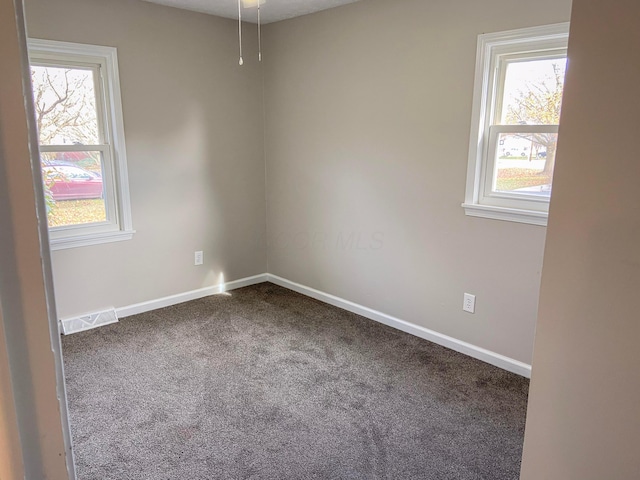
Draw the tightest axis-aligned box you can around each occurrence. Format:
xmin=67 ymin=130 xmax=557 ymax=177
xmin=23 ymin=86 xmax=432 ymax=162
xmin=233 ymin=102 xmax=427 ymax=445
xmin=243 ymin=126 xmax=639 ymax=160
xmin=24 ymin=0 xmax=574 ymax=364
xmin=521 ymin=0 xmax=640 ymax=477
xmin=263 ymin=0 xmax=572 ymax=364
xmin=25 ymin=0 xmax=267 ymax=318
xmin=10 ymin=0 xmax=640 ymax=476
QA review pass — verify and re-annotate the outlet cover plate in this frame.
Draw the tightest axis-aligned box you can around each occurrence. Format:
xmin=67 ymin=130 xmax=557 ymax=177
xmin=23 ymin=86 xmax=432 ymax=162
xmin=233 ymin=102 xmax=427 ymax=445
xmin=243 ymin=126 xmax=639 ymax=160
xmin=463 ymin=293 xmax=476 ymax=314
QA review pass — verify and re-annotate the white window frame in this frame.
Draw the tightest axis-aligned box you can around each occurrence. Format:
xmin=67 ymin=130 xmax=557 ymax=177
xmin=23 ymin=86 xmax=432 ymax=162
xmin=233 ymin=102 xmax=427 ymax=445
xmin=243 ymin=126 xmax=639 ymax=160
xmin=28 ymin=39 xmax=134 ymax=249
xmin=462 ymin=23 xmax=569 ymax=226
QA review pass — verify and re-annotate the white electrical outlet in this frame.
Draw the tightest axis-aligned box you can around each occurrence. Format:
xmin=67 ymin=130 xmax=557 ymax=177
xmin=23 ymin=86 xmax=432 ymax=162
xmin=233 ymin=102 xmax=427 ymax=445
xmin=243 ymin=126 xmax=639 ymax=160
xmin=463 ymin=293 xmax=476 ymax=314
xmin=194 ymin=251 xmax=203 ymax=266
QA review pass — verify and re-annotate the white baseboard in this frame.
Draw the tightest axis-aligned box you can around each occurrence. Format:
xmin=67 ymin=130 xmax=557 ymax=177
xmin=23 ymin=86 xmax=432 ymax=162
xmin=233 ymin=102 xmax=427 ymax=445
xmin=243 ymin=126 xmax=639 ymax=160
xmin=116 ymin=273 xmax=268 ymax=318
xmin=266 ymin=274 xmax=532 ymax=378
xmin=108 ymin=271 xmax=530 ymax=378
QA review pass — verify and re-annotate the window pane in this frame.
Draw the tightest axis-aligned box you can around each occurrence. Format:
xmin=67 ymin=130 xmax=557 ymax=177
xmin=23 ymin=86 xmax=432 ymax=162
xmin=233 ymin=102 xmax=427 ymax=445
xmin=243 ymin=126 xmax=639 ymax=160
xmin=493 ymin=132 xmax=557 ymax=197
xmin=499 ymin=57 xmax=567 ymax=125
xmin=31 ymin=65 xmax=100 ymax=145
xmin=41 ymin=151 xmax=106 ymax=227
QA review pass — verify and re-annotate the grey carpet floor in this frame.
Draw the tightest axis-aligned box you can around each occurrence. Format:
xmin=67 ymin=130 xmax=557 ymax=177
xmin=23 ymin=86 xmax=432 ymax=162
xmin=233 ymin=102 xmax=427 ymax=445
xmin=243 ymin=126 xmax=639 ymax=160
xmin=62 ymin=282 xmax=529 ymax=480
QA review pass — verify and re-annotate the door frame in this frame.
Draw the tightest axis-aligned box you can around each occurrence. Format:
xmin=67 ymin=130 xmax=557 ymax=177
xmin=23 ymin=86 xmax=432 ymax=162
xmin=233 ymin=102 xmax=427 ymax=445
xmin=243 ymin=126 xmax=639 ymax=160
xmin=0 ymin=0 xmax=75 ymax=478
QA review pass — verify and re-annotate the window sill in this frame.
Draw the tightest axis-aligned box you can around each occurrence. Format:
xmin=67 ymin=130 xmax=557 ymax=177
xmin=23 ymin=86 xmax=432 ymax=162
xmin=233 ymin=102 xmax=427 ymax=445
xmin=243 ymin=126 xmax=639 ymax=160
xmin=49 ymin=229 xmax=135 ymax=251
xmin=462 ymin=203 xmax=547 ymax=226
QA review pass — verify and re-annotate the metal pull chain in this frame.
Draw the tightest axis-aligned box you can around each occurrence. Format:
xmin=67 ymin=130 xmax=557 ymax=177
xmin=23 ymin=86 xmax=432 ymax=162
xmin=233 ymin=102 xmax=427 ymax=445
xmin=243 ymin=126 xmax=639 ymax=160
xmin=239 ymin=0 xmax=263 ymax=65
xmin=257 ymin=0 xmax=262 ymax=61
xmin=238 ymin=0 xmax=243 ymax=65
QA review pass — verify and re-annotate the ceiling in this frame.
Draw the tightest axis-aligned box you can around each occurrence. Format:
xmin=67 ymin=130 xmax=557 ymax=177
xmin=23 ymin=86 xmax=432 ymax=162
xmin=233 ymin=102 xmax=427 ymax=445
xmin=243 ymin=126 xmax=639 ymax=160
xmin=141 ymin=0 xmax=360 ymax=24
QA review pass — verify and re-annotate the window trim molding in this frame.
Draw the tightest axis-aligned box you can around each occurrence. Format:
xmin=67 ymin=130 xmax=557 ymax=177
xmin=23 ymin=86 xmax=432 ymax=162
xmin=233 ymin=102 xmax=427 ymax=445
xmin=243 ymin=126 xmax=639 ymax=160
xmin=463 ymin=23 xmax=570 ymax=227
xmin=28 ymin=38 xmax=134 ymax=250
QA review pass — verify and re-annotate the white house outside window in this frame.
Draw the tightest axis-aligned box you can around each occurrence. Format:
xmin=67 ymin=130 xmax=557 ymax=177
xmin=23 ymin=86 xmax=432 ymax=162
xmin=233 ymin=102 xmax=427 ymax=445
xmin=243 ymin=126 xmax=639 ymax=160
xmin=463 ymin=24 xmax=569 ymax=226
xmin=28 ymin=39 xmax=134 ymax=249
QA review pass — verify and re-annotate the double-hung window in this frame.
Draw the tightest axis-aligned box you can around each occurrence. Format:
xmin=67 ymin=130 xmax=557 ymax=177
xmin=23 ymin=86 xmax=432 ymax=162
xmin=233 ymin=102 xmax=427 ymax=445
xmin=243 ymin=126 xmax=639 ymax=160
xmin=463 ymin=24 xmax=569 ymax=226
xmin=28 ymin=39 xmax=133 ymax=249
